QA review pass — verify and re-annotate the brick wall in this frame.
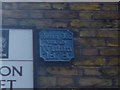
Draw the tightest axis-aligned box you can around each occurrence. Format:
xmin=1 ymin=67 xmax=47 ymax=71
xmin=2 ymin=2 xmax=119 ymax=88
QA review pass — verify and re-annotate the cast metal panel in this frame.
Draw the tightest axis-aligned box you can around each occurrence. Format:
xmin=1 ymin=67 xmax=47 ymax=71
xmin=39 ymin=29 xmax=74 ymax=61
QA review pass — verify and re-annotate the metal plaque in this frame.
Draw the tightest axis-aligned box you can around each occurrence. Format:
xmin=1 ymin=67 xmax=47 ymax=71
xmin=0 ymin=30 xmax=9 ymax=58
xmin=39 ymin=29 xmax=74 ymax=61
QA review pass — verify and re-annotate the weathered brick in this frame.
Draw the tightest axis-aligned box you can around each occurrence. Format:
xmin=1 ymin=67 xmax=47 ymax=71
xmin=2 ymin=2 xmax=18 ymax=10
xmin=106 ymin=57 xmax=119 ymax=65
xmin=93 ymin=12 xmax=119 ymax=19
xmin=44 ymin=11 xmax=78 ymax=19
xmin=100 ymin=66 xmax=118 ymax=76
xmin=106 ymin=39 xmax=118 ymax=47
xmin=82 ymin=48 xmax=98 ymax=56
xmin=52 ymin=3 xmax=68 ymax=10
xmin=70 ymin=20 xmax=104 ymax=28
xmin=79 ymin=12 xmax=93 ymax=19
xmin=114 ymin=78 xmax=120 ymax=87
xmin=102 ymin=20 xmax=119 ymax=28
xmin=79 ymin=38 xmax=106 ymax=47
xmin=2 ymin=18 xmax=18 ymax=26
xmin=84 ymin=67 xmax=101 ymax=76
xmin=73 ymin=56 xmax=106 ymax=66
xmin=2 ymin=10 xmax=28 ymax=18
xmin=38 ymin=76 xmax=56 ymax=87
xmin=80 ymin=30 xmax=96 ymax=37
xmin=52 ymin=21 xmax=68 ymax=28
xmin=18 ymin=3 xmax=51 ymax=10
xmin=28 ymin=11 xmax=44 ymax=18
xmin=19 ymin=19 xmax=52 ymax=28
xmin=102 ymin=3 xmax=118 ymax=11
xmin=46 ymin=67 xmax=79 ymax=76
xmin=70 ymin=3 xmax=101 ymax=10
xmin=57 ymin=77 xmax=74 ymax=86
xmin=79 ymin=78 xmax=112 ymax=87
xmin=100 ymin=48 xmax=119 ymax=56
xmin=96 ymin=30 xmax=118 ymax=38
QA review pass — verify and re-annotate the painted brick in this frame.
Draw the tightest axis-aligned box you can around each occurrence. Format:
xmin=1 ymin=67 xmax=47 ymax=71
xmin=79 ymin=78 xmax=112 ymax=87
xmin=79 ymin=38 xmax=106 ymax=47
xmin=57 ymin=77 xmax=74 ymax=86
xmin=2 ymin=10 xmax=29 ymax=18
xmin=46 ymin=67 xmax=79 ymax=76
xmin=18 ymin=3 xmax=51 ymax=10
xmin=38 ymin=76 xmax=56 ymax=87
xmin=52 ymin=3 xmax=68 ymax=10
xmin=44 ymin=11 xmax=78 ymax=19
xmin=100 ymin=48 xmax=119 ymax=56
xmin=93 ymin=12 xmax=119 ymax=19
xmin=82 ymin=48 xmax=98 ymax=56
xmin=70 ymin=3 xmax=101 ymax=10
xmin=96 ymin=30 xmax=118 ymax=38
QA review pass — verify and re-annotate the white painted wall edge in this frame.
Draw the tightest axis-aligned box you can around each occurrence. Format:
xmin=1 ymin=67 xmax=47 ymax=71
xmin=0 ymin=0 xmax=119 ymax=2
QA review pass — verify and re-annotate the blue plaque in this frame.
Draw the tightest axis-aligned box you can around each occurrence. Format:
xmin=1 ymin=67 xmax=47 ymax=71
xmin=39 ymin=29 xmax=74 ymax=61
xmin=0 ymin=30 xmax=9 ymax=58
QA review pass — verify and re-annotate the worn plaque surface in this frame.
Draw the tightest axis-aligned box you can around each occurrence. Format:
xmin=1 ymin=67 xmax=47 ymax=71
xmin=0 ymin=30 xmax=9 ymax=58
xmin=39 ymin=29 xmax=74 ymax=61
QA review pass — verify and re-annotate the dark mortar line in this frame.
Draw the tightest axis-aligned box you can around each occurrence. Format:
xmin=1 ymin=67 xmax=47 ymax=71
xmin=2 ymin=17 xmax=120 ymax=20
